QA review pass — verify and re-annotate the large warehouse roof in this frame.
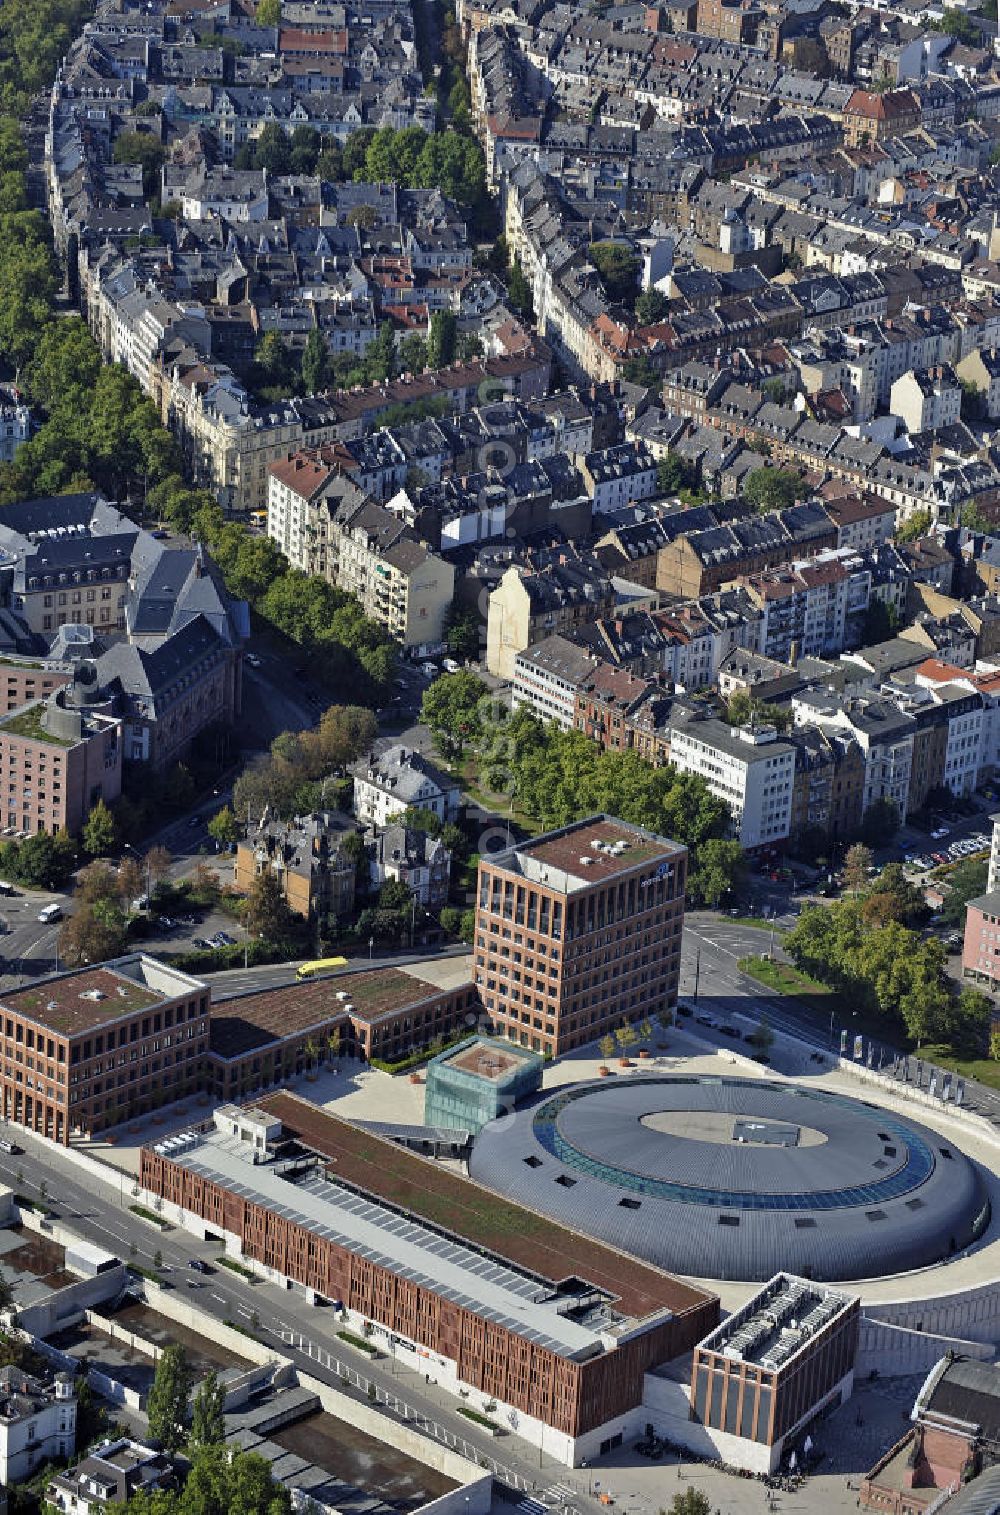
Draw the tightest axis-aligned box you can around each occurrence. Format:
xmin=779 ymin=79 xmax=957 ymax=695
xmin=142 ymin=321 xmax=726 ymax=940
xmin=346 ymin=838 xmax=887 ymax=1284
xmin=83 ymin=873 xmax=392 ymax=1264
xmin=468 ymin=1076 xmax=990 ymax=1283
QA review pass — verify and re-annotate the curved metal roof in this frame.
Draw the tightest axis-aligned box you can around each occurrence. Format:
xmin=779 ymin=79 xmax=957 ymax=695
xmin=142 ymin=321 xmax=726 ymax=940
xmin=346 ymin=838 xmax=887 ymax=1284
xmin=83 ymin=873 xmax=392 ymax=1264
xmin=469 ymin=1076 xmax=990 ymax=1283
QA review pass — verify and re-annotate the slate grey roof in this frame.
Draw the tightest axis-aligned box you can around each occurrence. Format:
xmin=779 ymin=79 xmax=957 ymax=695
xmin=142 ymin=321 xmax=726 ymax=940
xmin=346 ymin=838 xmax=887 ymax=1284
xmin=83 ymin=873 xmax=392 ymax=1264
xmin=97 ymin=615 xmax=226 ymax=705
xmin=470 ymin=1076 xmax=988 ymax=1284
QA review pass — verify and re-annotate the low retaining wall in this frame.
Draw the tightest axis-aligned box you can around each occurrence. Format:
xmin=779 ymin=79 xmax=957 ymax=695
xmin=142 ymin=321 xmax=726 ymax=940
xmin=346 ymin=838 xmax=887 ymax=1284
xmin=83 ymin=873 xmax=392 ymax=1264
xmin=857 ymin=1315 xmax=993 ymax=1378
xmin=140 ymin=1282 xmax=491 ymax=1509
xmin=14 ymin=1260 xmax=128 ymax=1338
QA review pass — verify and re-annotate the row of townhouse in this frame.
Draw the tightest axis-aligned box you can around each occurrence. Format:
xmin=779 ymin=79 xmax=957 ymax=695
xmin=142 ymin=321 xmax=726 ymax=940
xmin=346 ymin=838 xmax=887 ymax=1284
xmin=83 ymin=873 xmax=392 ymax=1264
xmin=690 ymin=366 xmax=1000 ymax=524
xmin=494 ymin=486 xmax=953 ymax=678
xmin=267 ymin=452 xmax=455 ymax=648
xmin=157 ymin=345 xmax=550 ymax=513
xmin=513 ymin=624 xmax=1000 ymax=851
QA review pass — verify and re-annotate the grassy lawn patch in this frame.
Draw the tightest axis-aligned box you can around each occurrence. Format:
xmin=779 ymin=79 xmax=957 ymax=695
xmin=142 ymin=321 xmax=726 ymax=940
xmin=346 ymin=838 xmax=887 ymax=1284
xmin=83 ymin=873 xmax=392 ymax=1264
xmin=457 ymin=1406 xmax=496 ymax=1429
xmin=920 ymin=1044 xmax=1000 ymax=1093
xmin=739 ymin=955 xmax=834 ymax=1010
xmin=458 ymin=758 xmax=540 ymax=832
xmin=217 ymin=1255 xmax=257 ymax=1280
xmin=337 ymin=1329 xmax=378 ymax=1356
xmin=739 ymin=955 xmax=905 ymax=1051
xmin=129 ymin=1204 xmax=170 ymax=1229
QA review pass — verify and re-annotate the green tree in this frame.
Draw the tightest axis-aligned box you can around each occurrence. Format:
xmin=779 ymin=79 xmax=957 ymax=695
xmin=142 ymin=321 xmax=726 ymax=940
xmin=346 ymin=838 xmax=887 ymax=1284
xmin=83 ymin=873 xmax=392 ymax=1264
xmin=656 ymin=452 xmax=694 ymax=495
xmin=147 ymin=1344 xmax=193 ymax=1453
xmin=289 ymin=125 xmax=321 ymax=174
xmin=255 ymin=331 xmax=294 ymax=392
xmin=939 ymin=857 xmax=988 ymax=928
xmin=587 ymin=241 xmax=640 ymax=303
xmin=862 ymin=862 xmax=926 ymax=927
xmin=189 ymin=1371 xmax=225 ymax=1448
xmin=420 ymin=670 xmax=488 ymax=760
xmin=207 ymin=806 xmax=239 ymax=848
xmin=622 ymin=355 xmax=658 ymax=389
xmin=82 ymin=798 xmax=118 ymax=858
xmin=243 ymin=869 xmax=293 ymax=940
xmin=316 ymin=141 xmax=344 ymax=182
xmin=256 ymin=0 xmax=281 ymax=23
xmin=427 ymin=310 xmax=457 ymax=369
xmin=402 ymin=806 xmax=443 ymax=837
xmin=59 ymin=901 xmax=128 ymax=968
xmin=860 ymin=798 xmax=900 ymax=849
xmin=669 ymin=1489 xmax=711 ymax=1515
xmin=399 ymin=332 xmax=428 ymax=374
xmin=932 ymin=7 xmax=977 ymax=40
xmin=689 ymin=838 xmax=746 ymax=907
xmin=379 ymin=877 xmax=413 ymax=910
xmin=444 ymin=603 xmax=479 ymax=660
xmin=345 ymin=203 xmax=377 ymax=230
xmin=896 ymin=508 xmax=932 ymax=542
xmin=744 ymin=466 xmax=805 ymax=513
xmin=635 ymin=288 xmax=669 ymax=325
xmin=300 ymin=329 xmax=329 ymax=394
xmin=113 ymin=130 xmax=166 ymax=199
xmin=342 ymin=128 xmax=376 ymax=178
xmin=366 ymin=320 xmax=397 ymax=383
xmin=953 ymin=987 xmax=992 ymax=1054
xmin=508 ymin=256 xmax=534 ymax=319
xmin=843 ymin=842 xmax=873 ymax=893
xmin=859 ymin=597 xmax=899 ymax=645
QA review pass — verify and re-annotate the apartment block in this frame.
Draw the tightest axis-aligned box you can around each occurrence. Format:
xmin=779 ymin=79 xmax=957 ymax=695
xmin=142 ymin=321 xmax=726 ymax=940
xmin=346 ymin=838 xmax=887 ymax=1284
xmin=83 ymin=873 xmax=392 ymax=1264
xmin=512 ymin=635 xmax=598 ymax=729
xmin=962 ymin=889 xmax=1000 ymax=990
xmin=0 ymin=675 xmax=121 ymax=838
xmin=474 ymin=815 xmax=687 ymax=1057
xmin=352 ymin=744 xmax=461 ymax=827
xmin=668 ymin=720 xmax=795 ymax=850
xmin=332 ymin=498 xmax=455 ymax=650
xmin=234 ymin=810 xmax=361 ymax=922
xmin=487 ymin=560 xmax=615 ymax=679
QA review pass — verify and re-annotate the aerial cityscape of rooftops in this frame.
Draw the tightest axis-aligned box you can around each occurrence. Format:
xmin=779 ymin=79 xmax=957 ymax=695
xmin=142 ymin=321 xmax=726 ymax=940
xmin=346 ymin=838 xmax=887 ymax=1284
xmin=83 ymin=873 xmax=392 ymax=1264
xmin=3 ymin=0 xmax=1000 ymax=1507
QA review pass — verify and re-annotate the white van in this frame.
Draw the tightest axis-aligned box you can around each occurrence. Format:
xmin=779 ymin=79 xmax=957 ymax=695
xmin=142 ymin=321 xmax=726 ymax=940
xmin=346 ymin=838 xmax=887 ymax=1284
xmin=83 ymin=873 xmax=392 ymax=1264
xmin=420 ymin=661 xmax=438 ymax=678
xmin=37 ymin=904 xmax=62 ymax=924
xmin=441 ymin=658 xmax=460 ymax=673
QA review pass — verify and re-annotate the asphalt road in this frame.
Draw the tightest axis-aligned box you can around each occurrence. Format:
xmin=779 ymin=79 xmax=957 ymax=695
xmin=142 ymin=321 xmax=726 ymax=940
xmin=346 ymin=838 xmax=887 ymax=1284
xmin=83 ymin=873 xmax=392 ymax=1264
xmin=681 ymin=911 xmax=1000 ymax=1128
xmin=207 ymin=942 xmax=472 ymax=997
xmin=0 ymin=889 xmax=64 ymax=985
xmin=0 ymin=1128 xmax=591 ymax=1503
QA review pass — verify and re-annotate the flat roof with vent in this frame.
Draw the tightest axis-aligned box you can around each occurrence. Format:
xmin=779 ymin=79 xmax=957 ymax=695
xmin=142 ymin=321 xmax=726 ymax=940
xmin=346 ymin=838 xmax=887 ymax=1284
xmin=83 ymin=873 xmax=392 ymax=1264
xmin=2 ymin=956 xmax=204 ymax=1035
xmin=3 ymin=967 xmax=165 ymax=1034
xmin=482 ymin=815 xmax=684 ymax=891
xmin=697 ymin=1272 xmax=856 ymax=1373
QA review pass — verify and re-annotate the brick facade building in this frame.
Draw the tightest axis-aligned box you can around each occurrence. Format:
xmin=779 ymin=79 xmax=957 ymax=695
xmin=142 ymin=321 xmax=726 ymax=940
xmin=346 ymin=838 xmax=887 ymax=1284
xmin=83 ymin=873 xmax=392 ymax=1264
xmin=0 ymin=956 xmax=208 ymax=1144
xmin=141 ymin=1093 xmax=718 ymax=1465
xmin=474 ymin=815 xmax=686 ymax=1057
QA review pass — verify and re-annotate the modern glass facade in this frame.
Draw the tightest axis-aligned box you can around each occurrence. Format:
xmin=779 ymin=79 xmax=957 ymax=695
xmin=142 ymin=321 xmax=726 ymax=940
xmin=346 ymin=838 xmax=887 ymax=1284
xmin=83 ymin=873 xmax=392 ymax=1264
xmin=425 ymin=1035 xmax=543 ymax=1134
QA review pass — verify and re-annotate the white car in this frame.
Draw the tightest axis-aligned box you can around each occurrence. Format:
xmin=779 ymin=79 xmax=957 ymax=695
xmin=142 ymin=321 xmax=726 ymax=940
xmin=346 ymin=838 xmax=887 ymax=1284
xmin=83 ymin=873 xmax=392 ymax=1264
xmin=246 ymin=653 xmax=262 ymax=669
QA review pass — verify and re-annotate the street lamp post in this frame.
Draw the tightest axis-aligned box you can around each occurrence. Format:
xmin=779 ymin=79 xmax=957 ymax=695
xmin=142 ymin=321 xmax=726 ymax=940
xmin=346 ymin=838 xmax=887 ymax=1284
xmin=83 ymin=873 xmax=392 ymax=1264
xmin=369 ymin=936 xmax=374 ymax=961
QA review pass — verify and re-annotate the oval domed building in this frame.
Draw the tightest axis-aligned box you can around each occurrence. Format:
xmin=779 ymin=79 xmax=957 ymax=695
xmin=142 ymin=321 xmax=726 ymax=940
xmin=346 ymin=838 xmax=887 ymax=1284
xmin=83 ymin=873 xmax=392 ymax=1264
xmin=469 ymin=1075 xmax=990 ymax=1283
